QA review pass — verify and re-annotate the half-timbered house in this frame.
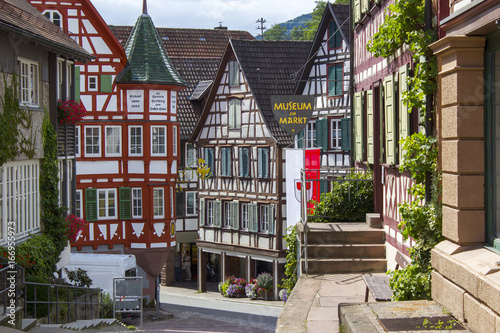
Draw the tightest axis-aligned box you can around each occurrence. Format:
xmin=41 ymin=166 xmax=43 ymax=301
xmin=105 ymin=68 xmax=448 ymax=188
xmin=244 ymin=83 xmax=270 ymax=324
xmin=109 ymin=26 xmax=254 ymax=284
xmin=30 ymin=0 xmax=185 ymax=299
xmin=191 ymin=39 xmax=312 ymax=297
xmin=352 ymin=0 xmax=417 ymax=267
xmin=295 ymin=3 xmax=351 ymax=166
xmin=0 ymin=0 xmax=91 ymax=247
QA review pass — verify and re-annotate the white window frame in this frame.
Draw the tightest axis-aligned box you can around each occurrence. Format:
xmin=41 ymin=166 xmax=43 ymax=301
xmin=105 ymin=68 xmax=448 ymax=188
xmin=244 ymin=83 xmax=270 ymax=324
xmin=88 ymin=75 xmax=98 ymax=92
xmin=207 ymin=200 xmax=214 ymax=226
xmin=132 ymin=188 xmax=142 ymax=218
xmin=241 ymin=203 xmax=249 ymax=230
xmin=75 ymin=126 xmax=81 ymax=157
xmin=129 ymin=126 xmax=143 ymax=157
xmin=18 ymin=58 xmax=39 ymax=107
xmin=43 ymin=10 xmax=62 ymax=28
xmin=153 ymin=188 xmax=164 ymax=218
xmin=97 ymin=188 xmax=117 ymax=220
xmin=224 ymin=201 xmax=231 ymax=228
xmin=56 ymin=58 xmax=73 ymax=100
xmin=105 ymin=126 xmax=121 ymax=157
xmin=305 ymin=121 xmax=316 ymax=148
xmin=228 ymin=99 xmax=241 ymax=129
xmin=260 ymin=205 xmax=270 ymax=233
xmin=173 ymin=126 xmax=178 ymax=156
xmin=186 ymin=143 xmax=197 ymax=167
xmin=331 ymin=118 xmax=342 ymax=150
xmin=0 ymin=160 xmax=40 ymax=243
xmin=84 ymin=126 xmax=101 ymax=157
xmin=151 ymin=126 xmax=167 ymax=156
xmin=186 ymin=191 xmax=197 ymax=216
xmin=75 ymin=189 xmax=82 ymax=218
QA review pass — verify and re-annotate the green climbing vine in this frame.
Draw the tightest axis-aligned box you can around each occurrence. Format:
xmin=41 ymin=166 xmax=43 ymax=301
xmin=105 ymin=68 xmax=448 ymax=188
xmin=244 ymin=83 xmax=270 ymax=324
xmin=367 ymin=0 xmax=442 ymax=300
xmin=0 ymin=74 xmax=35 ymax=167
xmin=279 ymin=226 xmax=298 ymax=293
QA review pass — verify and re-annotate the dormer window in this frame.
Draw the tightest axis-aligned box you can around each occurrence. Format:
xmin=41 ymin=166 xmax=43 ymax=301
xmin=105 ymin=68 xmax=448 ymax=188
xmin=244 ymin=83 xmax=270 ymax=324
xmin=43 ymin=10 xmax=62 ymax=28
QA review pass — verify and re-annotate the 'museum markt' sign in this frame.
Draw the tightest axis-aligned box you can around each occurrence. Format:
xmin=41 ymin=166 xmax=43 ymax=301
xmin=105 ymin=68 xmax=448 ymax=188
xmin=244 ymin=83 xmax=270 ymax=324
xmin=271 ymin=95 xmax=314 ymax=137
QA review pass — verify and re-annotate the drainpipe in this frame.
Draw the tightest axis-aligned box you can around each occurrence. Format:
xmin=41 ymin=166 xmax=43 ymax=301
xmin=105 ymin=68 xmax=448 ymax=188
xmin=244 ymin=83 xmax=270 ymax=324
xmin=350 ymin=0 xmax=355 ymax=167
xmin=425 ymin=0 xmax=433 ymax=203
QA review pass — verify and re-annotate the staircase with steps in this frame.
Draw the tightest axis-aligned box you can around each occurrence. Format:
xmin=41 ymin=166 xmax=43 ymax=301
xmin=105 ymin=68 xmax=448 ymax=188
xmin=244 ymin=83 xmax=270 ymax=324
xmin=298 ymin=222 xmax=387 ymax=274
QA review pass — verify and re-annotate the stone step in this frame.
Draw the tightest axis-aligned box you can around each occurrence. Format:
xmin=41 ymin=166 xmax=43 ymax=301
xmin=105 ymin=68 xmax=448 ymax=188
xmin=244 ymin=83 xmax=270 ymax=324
xmin=21 ymin=318 xmax=37 ymax=332
xmin=305 ymin=229 xmax=385 ymax=245
xmin=303 ymin=244 xmax=386 ymax=259
xmin=60 ymin=318 xmax=118 ymax=330
xmin=302 ymin=258 xmax=387 ymax=274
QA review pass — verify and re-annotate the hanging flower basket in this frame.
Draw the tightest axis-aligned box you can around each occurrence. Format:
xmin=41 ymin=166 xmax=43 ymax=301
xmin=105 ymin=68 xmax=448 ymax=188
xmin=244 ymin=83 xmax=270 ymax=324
xmin=57 ymin=100 xmax=86 ymax=125
xmin=65 ymin=214 xmax=87 ymax=243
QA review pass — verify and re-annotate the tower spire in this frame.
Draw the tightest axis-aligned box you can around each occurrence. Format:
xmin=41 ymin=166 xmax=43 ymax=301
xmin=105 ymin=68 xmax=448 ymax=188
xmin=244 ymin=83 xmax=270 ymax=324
xmin=143 ymin=0 xmax=148 ymax=15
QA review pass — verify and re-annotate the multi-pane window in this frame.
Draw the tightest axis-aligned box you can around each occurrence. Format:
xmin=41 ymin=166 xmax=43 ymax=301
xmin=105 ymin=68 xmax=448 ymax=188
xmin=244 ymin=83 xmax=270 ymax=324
xmin=239 ymin=147 xmax=250 ymax=177
xmin=207 ymin=200 xmax=214 ymax=226
xmin=306 ymin=122 xmax=316 ymax=148
xmin=75 ymin=126 xmax=81 ymax=157
xmin=224 ymin=202 xmax=231 ymax=228
xmin=57 ymin=59 xmax=73 ymax=100
xmin=132 ymin=188 xmax=142 ymax=218
xmin=129 ymin=126 xmax=143 ymax=156
xmin=153 ymin=188 xmax=164 ymax=218
xmin=186 ymin=192 xmax=197 ymax=216
xmin=331 ymin=119 xmax=342 ymax=150
xmin=97 ymin=189 xmax=117 ymax=219
xmin=75 ymin=190 xmax=82 ymax=218
xmin=221 ymin=147 xmax=232 ymax=176
xmin=88 ymin=76 xmax=98 ymax=91
xmin=204 ymin=147 xmax=214 ymax=177
xmin=43 ymin=10 xmax=62 ymax=27
xmin=105 ymin=126 xmax=121 ymax=156
xmin=328 ymin=64 xmax=343 ymax=97
xmin=241 ymin=203 xmax=249 ymax=230
xmin=257 ymin=147 xmax=269 ymax=178
xmin=18 ymin=59 xmax=39 ymax=107
xmin=0 ymin=161 xmax=40 ymax=241
xmin=260 ymin=204 xmax=275 ymax=234
xmin=85 ymin=126 xmax=101 ymax=157
xmin=186 ymin=143 xmax=197 ymax=167
xmin=173 ymin=126 xmax=178 ymax=156
xmin=151 ymin=126 xmax=166 ymax=156
xmin=229 ymin=60 xmax=239 ymax=87
xmin=228 ymin=99 xmax=241 ymax=129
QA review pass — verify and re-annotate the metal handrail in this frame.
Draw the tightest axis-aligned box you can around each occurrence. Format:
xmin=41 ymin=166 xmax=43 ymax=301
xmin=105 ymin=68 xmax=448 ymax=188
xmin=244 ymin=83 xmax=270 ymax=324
xmin=0 ymin=257 xmax=24 ymax=315
xmin=23 ymin=282 xmax=103 ymax=324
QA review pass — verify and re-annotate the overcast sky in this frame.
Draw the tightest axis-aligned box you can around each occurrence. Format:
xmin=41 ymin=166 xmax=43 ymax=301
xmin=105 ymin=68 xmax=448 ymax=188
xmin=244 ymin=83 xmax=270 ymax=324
xmin=91 ymin=0 xmax=318 ymax=36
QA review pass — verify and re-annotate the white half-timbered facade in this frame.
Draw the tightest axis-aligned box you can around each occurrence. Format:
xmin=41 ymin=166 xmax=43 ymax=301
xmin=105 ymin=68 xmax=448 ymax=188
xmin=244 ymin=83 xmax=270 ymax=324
xmin=191 ymin=40 xmax=312 ymax=298
xmin=295 ymin=3 xmax=351 ymax=168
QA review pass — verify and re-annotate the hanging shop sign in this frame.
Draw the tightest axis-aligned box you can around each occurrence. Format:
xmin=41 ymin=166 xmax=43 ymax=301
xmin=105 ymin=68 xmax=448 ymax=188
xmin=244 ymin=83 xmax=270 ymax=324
xmin=272 ymin=95 xmax=314 ymax=136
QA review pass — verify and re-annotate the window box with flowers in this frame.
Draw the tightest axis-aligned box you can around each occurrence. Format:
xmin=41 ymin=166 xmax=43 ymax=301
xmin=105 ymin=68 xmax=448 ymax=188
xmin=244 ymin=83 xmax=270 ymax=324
xmin=57 ymin=100 xmax=86 ymax=125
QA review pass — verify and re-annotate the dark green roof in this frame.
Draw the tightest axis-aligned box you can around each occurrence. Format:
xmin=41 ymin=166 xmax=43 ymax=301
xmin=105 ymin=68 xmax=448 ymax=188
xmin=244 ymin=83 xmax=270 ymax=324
xmin=116 ymin=14 xmax=185 ymax=86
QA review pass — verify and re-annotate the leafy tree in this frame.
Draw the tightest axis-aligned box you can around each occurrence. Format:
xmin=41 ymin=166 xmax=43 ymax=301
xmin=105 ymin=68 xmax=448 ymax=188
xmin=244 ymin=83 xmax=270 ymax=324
xmin=263 ymin=24 xmax=288 ymax=40
xmin=290 ymin=26 xmax=305 ymax=40
xmin=303 ymin=1 xmax=328 ymax=40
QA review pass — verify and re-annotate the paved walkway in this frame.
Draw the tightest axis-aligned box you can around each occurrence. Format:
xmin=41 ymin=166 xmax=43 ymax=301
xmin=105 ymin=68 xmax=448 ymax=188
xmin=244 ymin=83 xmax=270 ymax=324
xmin=276 ymin=273 xmax=368 ymax=333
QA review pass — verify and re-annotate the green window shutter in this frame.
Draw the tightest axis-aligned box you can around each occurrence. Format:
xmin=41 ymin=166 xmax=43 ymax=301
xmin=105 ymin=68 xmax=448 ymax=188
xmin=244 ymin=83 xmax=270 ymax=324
xmin=317 ymin=118 xmax=329 ymax=151
xmin=119 ymin=187 xmax=131 ymax=220
xmin=335 ymin=64 xmax=343 ymax=96
xmin=74 ymin=67 xmax=80 ymax=102
xmin=297 ymin=128 xmax=305 ymax=148
xmin=100 ymin=75 xmax=112 ymax=93
xmin=328 ymin=66 xmax=336 ymax=96
xmin=361 ymin=0 xmax=369 ymax=14
xmin=354 ymin=92 xmax=364 ymax=161
xmin=354 ymin=0 xmax=361 ymax=23
xmin=366 ymin=90 xmax=374 ymax=164
xmin=85 ymin=188 xmax=97 ymax=222
xmin=249 ymin=203 xmax=258 ymax=232
xmin=231 ymin=201 xmax=239 ymax=230
xmin=341 ymin=117 xmax=351 ymax=151
xmin=268 ymin=205 xmax=275 ymax=235
xmin=384 ymin=74 xmax=396 ymax=165
xmin=199 ymin=198 xmax=205 ymax=226
xmin=214 ymin=200 xmax=222 ymax=227
xmin=399 ymin=64 xmax=410 ymax=164
xmin=328 ymin=20 xmax=340 ymax=49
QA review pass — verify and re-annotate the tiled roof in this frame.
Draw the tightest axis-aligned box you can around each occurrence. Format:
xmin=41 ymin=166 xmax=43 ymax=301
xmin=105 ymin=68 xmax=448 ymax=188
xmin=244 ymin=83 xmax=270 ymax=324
xmin=231 ymin=39 xmax=313 ymax=146
xmin=109 ymin=25 xmax=255 ymax=140
xmin=115 ymin=14 xmax=185 ymax=85
xmin=331 ymin=3 xmax=350 ymax=45
xmin=189 ymin=80 xmax=213 ymax=101
xmin=0 ymin=0 xmax=91 ymax=61
xmin=110 ymin=26 xmax=254 ymax=58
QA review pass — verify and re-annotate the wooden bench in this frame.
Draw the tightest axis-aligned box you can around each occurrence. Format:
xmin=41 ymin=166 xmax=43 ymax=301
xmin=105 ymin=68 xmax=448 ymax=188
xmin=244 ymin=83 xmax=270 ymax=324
xmin=362 ymin=251 xmax=409 ymax=302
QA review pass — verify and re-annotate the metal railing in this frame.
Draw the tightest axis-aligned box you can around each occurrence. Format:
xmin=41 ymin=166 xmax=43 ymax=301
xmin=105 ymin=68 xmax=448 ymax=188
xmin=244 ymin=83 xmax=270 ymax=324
xmin=0 ymin=257 xmax=24 ymax=315
xmin=299 ymin=168 xmax=373 ymax=275
xmin=23 ymin=282 xmax=103 ymax=324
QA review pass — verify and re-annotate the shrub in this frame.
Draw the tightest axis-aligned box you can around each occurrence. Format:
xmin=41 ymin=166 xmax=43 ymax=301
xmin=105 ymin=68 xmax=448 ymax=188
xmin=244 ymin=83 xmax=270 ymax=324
xmin=279 ymin=226 xmax=297 ymax=293
xmin=64 ymin=268 xmax=92 ymax=288
xmin=310 ymin=170 xmax=373 ymax=222
xmin=220 ymin=276 xmax=246 ymax=297
xmin=256 ymin=272 xmax=273 ymax=290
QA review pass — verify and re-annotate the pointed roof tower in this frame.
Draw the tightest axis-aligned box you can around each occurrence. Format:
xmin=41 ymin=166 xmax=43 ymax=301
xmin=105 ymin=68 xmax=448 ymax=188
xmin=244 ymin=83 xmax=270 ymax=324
xmin=115 ymin=1 xmax=185 ymax=86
